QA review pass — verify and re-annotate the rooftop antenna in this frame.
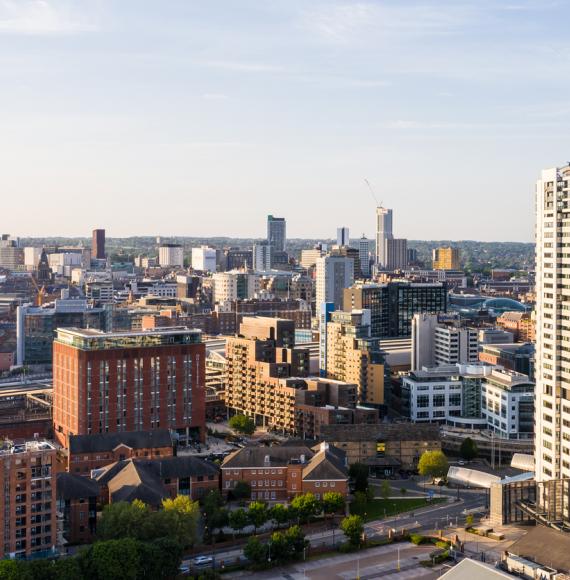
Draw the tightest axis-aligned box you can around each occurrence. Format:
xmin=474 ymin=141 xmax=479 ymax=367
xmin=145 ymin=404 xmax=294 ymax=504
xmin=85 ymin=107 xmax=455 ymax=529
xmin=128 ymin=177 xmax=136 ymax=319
xmin=364 ymin=179 xmax=382 ymax=207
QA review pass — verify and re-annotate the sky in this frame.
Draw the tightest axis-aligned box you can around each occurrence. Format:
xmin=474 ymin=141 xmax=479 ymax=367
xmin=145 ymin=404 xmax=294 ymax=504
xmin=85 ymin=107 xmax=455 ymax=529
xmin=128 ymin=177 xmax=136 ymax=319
xmin=1 ymin=0 xmax=569 ymax=242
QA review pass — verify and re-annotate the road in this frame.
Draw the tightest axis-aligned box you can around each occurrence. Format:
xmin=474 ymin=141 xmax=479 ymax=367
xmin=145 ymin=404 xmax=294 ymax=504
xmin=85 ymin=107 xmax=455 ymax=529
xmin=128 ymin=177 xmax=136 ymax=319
xmin=185 ymin=480 xmax=488 ymax=573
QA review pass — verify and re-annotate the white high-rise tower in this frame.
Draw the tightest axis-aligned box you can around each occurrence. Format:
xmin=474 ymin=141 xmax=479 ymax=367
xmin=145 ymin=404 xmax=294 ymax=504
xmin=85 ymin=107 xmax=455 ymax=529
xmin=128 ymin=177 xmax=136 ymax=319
xmin=535 ymin=163 xmax=570 ymax=482
xmin=375 ymin=207 xmax=393 ymax=269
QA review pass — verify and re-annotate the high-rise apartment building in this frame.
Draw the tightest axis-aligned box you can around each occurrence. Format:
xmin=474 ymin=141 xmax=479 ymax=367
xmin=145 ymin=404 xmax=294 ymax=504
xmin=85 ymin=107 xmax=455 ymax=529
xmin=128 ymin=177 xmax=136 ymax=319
xmin=337 ymin=227 xmax=350 ymax=246
xmin=375 ymin=207 xmax=393 ymax=269
xmin=316 ymin=255 xmax=355 ymax=312
xmin=411 ymin=313 xmax=478 ymax=371
xmin=158 ymin=244 xmax=184 ymax=268
xmin=0 ymin=440 xmax=57 ymax=559
xmin=324 ymin=310 xmax=386 ymax=406
xmin=92 ymin=229 xmax=106 ymax=260
xmin=535 ymin=163 xmax=570 ymax=482
xmin=344 ymin=282 xmax=448 ymax=339
xmin=385 ymin=238 xmax=408 ymax=270
xmin=212 ymin=271 xmax=260 ymax=304
xmin=432 ymin=247 xmax=460 ymax=270
xmin=53 ymin=327 xmax=206 ymax=448
xmin=267 ymin=215 xmax=286 ymax=252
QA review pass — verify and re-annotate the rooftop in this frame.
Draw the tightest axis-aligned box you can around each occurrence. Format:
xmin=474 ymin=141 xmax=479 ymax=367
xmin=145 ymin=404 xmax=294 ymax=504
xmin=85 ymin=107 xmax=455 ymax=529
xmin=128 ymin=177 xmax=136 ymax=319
xmin=509 ymin=525 xmax=570 ymax=574
xmin=69 ymin=429 xmax=173 ymax=454
xmin=319 ymin=422 xmax=441 ymax=442
xmin=0 ymin=440 xmax=55 ymax=456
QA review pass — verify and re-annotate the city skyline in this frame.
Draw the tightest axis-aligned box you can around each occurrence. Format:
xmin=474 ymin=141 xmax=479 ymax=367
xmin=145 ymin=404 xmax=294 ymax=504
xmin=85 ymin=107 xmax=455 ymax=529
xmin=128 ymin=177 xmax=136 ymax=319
xmin=2 ymin=1 xmax=570 ymax=241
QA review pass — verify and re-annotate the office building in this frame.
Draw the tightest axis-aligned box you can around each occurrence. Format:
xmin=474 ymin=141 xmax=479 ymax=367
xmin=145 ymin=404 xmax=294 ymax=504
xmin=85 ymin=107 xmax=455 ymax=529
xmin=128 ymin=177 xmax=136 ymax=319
xmin=337 ymin=227 xmax=350 ymax=246
xmin=24 ymin=247 xmax=42 ymax=271
xmin=267 ymin=215 xmax=286 ymax=252
xmin=344 ymin=281 xmax=448 ymax=339
xmin=496 ymin=311 xmax=535 ymax=342
xmin=92 ymin=229 xmax=105 ymax=260
xmin=323 ymin=310 xmax=386 ymax=406
xmin=385 ymin=238 xmax=408 ymax=270
xmin=52 ymin=327 xmax=206 ymax=448
xmin=481 ymin=369 xmax=534 ymax=440
xmin=221 ymin=442 xmax=348 ymax=502
xmin=534 ymin=163 xmax=570 ymax=482
xmin=191 ymin=246 xmax=216 ymax=272
xmin=253 ymin=242 xmax=272 ymax=272
xmin=0 ymin=234 xmax=24 ymax=270
xmin=223 ymin=248 xmax=253 ymax=271
xmin=316 ymin=255 xmax=354 ymax=312
xmin=375 ymin=207 xmax=393 ymax=269
xmin=300 ymin=246 xmax=325 ymax=269
xmin=330 ymin=245 xmax=361 ymax=280
xmin=212 ymin=271 xmax=260 ymax=304
xmin=17 ymin=298 xmax=111 ymax=366
xmin=158 ymin=243 xmax=184 ymax=268
xmin=0 ymin=440 xmax=57 ymax=559
xmin=432 ymin=247 xmax=460 ymax=270
xmin=358 ymin=236 xmax=373 ymax=277
xmin=411 ymin=313 xmax=478 ymax=371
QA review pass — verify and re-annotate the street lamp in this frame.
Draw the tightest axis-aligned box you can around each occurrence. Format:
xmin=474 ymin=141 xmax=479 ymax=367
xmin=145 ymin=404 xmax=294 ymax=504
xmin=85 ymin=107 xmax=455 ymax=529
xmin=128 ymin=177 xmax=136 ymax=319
xmin=267 ymin=540 xmax=272 ymax=564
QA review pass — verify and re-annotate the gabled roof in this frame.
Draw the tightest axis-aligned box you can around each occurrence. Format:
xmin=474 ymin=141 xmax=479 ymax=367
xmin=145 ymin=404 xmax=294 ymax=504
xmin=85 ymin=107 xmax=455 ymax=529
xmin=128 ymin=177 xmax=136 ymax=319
xmin=69 ymin=429 xmax=173 ymax=454
xmin=56 ymin=472 xmax=99 ymax=500
xmin=508 ymin=525 xmax=570 ymax=574
xmin=94 ymin=456 xmax=219 ymax=507
xmin=318 ymin=422 xmax=440 ymax=442
xmin=221 ymin=445 xmax=314 ymax=469
xmin=302 ymin=447 xmax=348 ymax=481
xmin=440 ymin=559 xmax=513 ymax=579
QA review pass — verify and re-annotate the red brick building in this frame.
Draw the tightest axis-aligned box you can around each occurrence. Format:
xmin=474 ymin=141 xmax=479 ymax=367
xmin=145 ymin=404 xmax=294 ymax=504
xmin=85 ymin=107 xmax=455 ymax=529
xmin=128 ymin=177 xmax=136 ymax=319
xmin=94 ymin=456 xmax=220 ymax=504
xmin=53 ymin=327 xmax=206 ymax=448
xmin=56 ymin=472 xmax=98 ymax=545
xmin=221 ymin=442 xmax=349 ymax=502
xmin=67 ymin=430 xmax=174 ymax=475
xmin=0 ymin=440 xmax=57 ymax=559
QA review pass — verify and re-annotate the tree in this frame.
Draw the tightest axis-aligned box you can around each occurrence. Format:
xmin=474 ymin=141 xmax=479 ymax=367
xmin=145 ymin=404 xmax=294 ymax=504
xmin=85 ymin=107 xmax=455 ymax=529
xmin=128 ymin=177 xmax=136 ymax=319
xmin=380 ymin=480 xmax=391 ymax=502
xmin=97 ymin=500 xmax=150 ymax=541
xmin=340 ymin=515 xmax=364 ymax=546
xmin=229 ymin=414 xmax=256 ymax=435
xmin=465 ymin=514 xmax=474 ymax=527
xmin=244 ymin=536 xmax=267 ymax=564
xmin=290 ymin=492 xmax=321 ymax=523
xmin=270 ymin=503 xmax=290 ymax=528
xmin=285 ymin=525 xmax=308 ymax=558
xmin=228 ymin=508 xmax=249 ymax=535
xmin=400 ymin=487 xmax=407 ymax=496
xmin=460 ymin=437 xmax=478 ymax=461
xmin=86 ymin=538 xmax=141 ymax=580
xmin=353 ymin=491 xmax=367 ymax=511
xmin=0 ymin=561 xmax=27 ymax=580
xmin=161 ymin=495 xmax=200 ymax=547
xmin=231 ymin=481 xmax=251 ymax=501
xmin=418 ymin=450 xmax=449 ymax=481
xmin=322 ymin=492 xmax=345 ymax=517
xmin=202 ymin=489 xmax=228 ymax=535
xmin=349 ymin=463 xmax=369 ymax=493
xmin=248 ymin=501 xmax=269 ymax=533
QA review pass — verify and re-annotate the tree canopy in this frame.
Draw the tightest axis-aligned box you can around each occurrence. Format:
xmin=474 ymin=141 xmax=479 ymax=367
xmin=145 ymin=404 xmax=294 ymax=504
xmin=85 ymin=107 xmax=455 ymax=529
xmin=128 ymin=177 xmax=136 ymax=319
xmin=418 ymin=450 xmax=449 ymax=480
xmin=340 ymin=515 xmax=364 ymax=546
xmin=460 ymin=437 xmax=478 ymax=461
xmin=229 ymin=414 xmax=256 ymax=435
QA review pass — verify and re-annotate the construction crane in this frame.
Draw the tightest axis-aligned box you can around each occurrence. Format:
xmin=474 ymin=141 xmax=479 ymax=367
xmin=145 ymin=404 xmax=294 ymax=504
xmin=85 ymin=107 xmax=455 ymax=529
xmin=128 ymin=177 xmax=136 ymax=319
xmin=364 ymin=178 xmax=382 ymax=207
xmin=30 ymin=276 xmax=45 ymax=307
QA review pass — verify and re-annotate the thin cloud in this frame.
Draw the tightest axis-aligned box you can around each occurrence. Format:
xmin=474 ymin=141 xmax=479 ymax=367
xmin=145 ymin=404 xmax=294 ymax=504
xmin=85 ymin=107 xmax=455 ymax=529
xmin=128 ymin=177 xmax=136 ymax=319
xmin=201 ymin=60 xmax=282 ymax=73
xmin=202 ymin=93 xmax=230 ymax=101
xmin=0 ymin=0 xmax=97 ymax=35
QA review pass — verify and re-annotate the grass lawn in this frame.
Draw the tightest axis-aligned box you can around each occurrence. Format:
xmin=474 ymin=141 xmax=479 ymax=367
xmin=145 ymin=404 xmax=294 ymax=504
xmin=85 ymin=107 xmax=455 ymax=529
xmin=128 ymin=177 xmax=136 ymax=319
xmin=350 ymin=498 xmax=444 ymax=522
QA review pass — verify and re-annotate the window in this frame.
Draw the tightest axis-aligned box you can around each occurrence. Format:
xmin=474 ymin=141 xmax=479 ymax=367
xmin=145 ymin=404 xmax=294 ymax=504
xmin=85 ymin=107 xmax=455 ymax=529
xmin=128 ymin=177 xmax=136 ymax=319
xmin=330 ymin=482 xmax=335 ymax=488
xmin=315 ymin=482 xmax=320 ymax=487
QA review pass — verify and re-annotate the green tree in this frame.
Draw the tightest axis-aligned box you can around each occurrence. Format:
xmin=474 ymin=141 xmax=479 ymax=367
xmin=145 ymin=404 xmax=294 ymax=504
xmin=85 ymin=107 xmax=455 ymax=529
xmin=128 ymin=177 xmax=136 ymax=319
xmin=340 ymin=515 xmax=364 ymax=546
xmin=202 ymin=489 xmax=228 ymax=535
xmin=418 ymin=450 xmax=449 ymax=481
xmin=285 ymin=525 xmax=308 ymax=557
xmin=380 ymin=480 xmax=391 ymax=502
xmin=322 ymin=491 xmax=345 ymax=517
xmin=270 ymin=503 xmax=290 ymax=528
xmin=97 ymin=500 xmax=150 ymax=541
xmin=291 ymin=492 xmax=321 ymax=523
xmin=87 ymin=538 xmax=141 ymax=580
xmin=161 ymin=495 xmax=200 ymax=547
xmin=228 ymin=508 xmax=249 ymax=534
xmin=243 ymin=536 xmax=267 ymax=564
xmin=460 ymin=437 xmax=478 ymax=461
xmin=466 ymin=514 xmax=474 ymax=527
xmin=0 ymin=561 xmax=28 ymax=580
xmin=229 ymin=414 xmax=256 ymax=435
xmin=248 ymin=501 xmax=269 ymax=533
xmin=353 ymin=491 xmax=367 ymax=511
xmin=348 ymin=463 xmax=369 ymax=492
xmin=231 ymin=481 xmax=251 ymax=501
xmin=268 ymin=531 xmax=288 ymax=562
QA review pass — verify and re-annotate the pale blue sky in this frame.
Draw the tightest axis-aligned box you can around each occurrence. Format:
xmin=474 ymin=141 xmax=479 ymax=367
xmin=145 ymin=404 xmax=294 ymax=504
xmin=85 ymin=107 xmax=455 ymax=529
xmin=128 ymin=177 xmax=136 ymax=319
xmin=1 ymin=0 xmax=569 ymax=241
